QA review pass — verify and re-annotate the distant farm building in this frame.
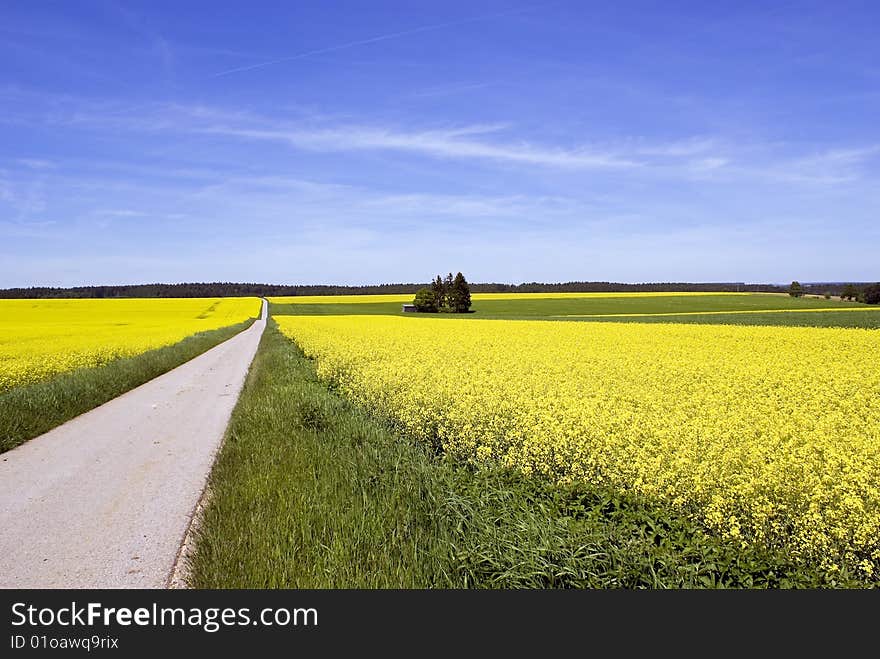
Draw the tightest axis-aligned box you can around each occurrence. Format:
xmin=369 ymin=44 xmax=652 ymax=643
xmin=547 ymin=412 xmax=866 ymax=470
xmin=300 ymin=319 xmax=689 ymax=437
xmin=402 ymin=304 xmax=416 ymax=313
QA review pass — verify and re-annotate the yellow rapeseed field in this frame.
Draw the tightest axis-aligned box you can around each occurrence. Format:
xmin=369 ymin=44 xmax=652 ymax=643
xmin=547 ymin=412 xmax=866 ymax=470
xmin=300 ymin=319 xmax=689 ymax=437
xmin=276 ymin=315 xmax=880 ymax=576
xmin=0 ymin=298 xmax=261 ymax=392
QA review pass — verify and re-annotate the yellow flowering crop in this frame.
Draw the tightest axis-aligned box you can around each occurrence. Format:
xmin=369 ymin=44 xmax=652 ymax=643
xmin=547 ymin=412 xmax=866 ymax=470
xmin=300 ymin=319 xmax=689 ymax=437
xmin=276 ymin=315 xmax=880 ymax=575
xmin=0 ymin=298 xmax=261 ymax=392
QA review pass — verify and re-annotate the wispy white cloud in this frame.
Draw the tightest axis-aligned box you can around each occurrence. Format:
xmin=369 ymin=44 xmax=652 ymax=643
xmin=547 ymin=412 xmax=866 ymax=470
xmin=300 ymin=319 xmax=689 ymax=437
xmin=92 ymin=208 xmax=149 ymax=218
xmin=359 ymin=192 xmax=578 ymax=219
xmin=689 ymin=157 xmax=729 ymax=172
xmin=733 ymin=144 xmax=880 ymax=185
xmin=16 ymin=158 xmax=56 ymax=170
xmin=792 ymin=145 xmax=880 ymax=169
xmin=201 ymin=123 xmax=641 ymax=169
xmin=7 ymin=94 xmax=879 ymax=187
xmin=634 ymin=137 xmax=717 ymax=157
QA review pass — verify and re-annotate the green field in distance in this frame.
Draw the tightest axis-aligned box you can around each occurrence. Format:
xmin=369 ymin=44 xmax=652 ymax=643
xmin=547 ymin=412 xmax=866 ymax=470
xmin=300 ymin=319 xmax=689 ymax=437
xmin=269 ymin=293 xmax=880 ymax=328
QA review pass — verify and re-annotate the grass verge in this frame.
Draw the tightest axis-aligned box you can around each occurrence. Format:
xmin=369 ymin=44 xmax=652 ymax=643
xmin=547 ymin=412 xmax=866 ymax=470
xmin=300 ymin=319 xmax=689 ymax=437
xmin=0 ymin=319 xmax=254 ymax=453
xmin=188 ymin=322 xmax=868 ymax=588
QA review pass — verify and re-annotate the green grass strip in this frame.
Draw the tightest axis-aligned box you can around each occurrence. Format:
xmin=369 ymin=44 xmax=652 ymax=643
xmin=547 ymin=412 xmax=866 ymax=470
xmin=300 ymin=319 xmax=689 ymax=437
xmin=189 ymin=321 xmax=869 ymax=588
xmin=0 ymin=319 xmax=254 ymax=453
xmin=562 ymin=307 xmax=880 ymax=317
xmin=270 ymin=297 xmax=879 ymax=329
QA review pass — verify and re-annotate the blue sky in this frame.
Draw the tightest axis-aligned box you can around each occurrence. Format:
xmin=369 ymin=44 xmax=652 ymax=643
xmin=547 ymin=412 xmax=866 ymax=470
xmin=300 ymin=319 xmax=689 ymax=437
xmin=1 ymin=1 xmax=878 ymax=287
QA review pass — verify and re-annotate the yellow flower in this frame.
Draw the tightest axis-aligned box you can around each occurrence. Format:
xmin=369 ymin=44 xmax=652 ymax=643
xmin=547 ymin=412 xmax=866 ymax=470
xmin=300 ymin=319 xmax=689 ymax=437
xmin=276 ymin=314 xmax=880 ymax=574
xmin=0 ymin=297 xmax=261 ymax=392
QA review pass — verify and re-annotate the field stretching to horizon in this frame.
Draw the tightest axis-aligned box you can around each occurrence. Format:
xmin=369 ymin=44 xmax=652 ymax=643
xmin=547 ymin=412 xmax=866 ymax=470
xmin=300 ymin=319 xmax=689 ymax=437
xmin=0 ymin=297 xmax=261 ymax=452
xmin=188 ymin=291 xmax=880 ymax=588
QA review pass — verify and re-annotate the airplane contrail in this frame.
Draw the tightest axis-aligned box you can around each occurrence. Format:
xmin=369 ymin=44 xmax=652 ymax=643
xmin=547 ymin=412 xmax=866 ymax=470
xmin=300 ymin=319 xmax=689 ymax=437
xmin=212 ymin=4 xmax=551 ymax=78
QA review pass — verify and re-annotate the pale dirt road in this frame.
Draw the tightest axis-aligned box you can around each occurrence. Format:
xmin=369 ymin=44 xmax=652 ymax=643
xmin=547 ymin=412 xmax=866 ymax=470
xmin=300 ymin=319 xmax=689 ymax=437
xmin=0 ymin=299 xmax=267 ymax=588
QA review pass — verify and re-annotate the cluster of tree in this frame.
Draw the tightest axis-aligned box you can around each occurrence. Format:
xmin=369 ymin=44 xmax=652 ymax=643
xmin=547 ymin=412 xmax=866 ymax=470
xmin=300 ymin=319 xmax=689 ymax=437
xmin=860 ymin=283 xmax=880 ymax=305
xmin=790 ymin=281 xmax=880 ymax=304
xmin=2 ymin=279 xmax=877 ymax=301
xmin=413 ymin=273 xmax=472 ymax=313
xmin=841 ymin=284 xmax=861 ymax=301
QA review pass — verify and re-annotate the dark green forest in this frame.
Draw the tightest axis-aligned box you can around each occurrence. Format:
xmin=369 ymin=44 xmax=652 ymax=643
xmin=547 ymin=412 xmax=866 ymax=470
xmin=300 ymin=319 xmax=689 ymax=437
xmin=1 ymin=280 xmax=874 ymax=299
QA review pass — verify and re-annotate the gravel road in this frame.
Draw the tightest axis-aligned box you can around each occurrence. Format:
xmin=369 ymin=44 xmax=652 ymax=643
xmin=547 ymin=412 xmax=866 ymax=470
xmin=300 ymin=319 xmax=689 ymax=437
xmin=0 ymin=299 xmax=267 ymax=588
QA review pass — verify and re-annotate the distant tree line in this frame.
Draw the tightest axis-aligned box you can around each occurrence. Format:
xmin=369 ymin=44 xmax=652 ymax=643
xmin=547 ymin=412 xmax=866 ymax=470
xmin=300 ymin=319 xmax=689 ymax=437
xmin=1 ymin=280 xmax=877 ymax=301
xmin=0 ymin=282 xmax=423 ymax=299
xmin=790 ymin=281 xmax=880 ymax=303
